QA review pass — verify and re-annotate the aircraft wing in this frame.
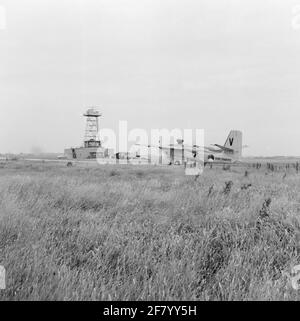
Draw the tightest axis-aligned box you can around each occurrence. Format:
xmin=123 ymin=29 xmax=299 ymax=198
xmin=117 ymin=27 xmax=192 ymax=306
xmin=213 ymin=144 xmax=234 ymax=153
xmin=135 ymin=143 xmax=195 ymax=152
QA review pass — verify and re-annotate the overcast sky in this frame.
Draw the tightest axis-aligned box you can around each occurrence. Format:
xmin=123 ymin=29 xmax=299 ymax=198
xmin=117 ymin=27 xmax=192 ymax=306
xmin=1 ymin=0 xmax=300 ymax=155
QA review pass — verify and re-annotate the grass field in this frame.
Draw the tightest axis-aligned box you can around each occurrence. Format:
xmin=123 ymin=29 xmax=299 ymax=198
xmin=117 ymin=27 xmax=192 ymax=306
xmin=1 ymin=160 xmax=300 ymax=300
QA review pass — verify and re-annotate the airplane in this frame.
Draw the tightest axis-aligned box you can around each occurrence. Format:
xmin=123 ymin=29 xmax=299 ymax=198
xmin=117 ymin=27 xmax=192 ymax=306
xmin=201 ymin=130 xmax=243 ymax=165
xmin=134 ymin=130 xmax=243 ymax=167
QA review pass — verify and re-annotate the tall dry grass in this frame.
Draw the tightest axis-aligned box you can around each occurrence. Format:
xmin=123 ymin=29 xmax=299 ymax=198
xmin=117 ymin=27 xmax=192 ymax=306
xmin=0 ymin=161 xmax=300 ymax=300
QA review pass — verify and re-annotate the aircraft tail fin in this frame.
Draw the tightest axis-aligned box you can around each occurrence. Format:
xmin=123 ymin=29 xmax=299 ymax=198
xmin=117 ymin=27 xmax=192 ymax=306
xmin=224 ymin=130 xmax=243 ymax=158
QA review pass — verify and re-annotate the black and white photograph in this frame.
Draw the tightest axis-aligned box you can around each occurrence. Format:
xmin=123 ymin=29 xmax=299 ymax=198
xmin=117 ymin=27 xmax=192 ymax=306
xmin=1 ymin=0 xmax=300 ymax=307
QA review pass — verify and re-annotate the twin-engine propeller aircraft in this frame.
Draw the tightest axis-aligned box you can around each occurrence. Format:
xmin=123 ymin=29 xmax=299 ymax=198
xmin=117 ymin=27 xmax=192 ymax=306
xmin=201 ymin=130 xmax=243 ymax=165
xmin=135 ymin=130 xmax=243 ymax=166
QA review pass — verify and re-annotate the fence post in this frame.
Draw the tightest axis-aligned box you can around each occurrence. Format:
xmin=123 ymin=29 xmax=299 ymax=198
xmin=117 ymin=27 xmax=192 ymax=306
xmin=159 ymin=137 xmax=162 ymax=165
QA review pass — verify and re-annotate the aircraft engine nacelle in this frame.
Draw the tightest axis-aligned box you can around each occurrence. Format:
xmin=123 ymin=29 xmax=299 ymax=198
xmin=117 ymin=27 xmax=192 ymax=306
xmin=207 ymin=154 xmax=215 ymax=162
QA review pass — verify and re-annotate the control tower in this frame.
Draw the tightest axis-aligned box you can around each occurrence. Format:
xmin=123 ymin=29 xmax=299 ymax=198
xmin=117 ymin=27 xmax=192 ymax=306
xmin=64 ymin=108 xmax=114 ymax=160
xmin=83 ymin=108 xmax=102 ymax=148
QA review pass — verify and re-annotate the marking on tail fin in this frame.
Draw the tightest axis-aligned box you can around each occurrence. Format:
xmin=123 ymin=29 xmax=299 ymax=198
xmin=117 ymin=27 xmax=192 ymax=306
xmin=229 ymin=138 xmax=234 ymax=146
